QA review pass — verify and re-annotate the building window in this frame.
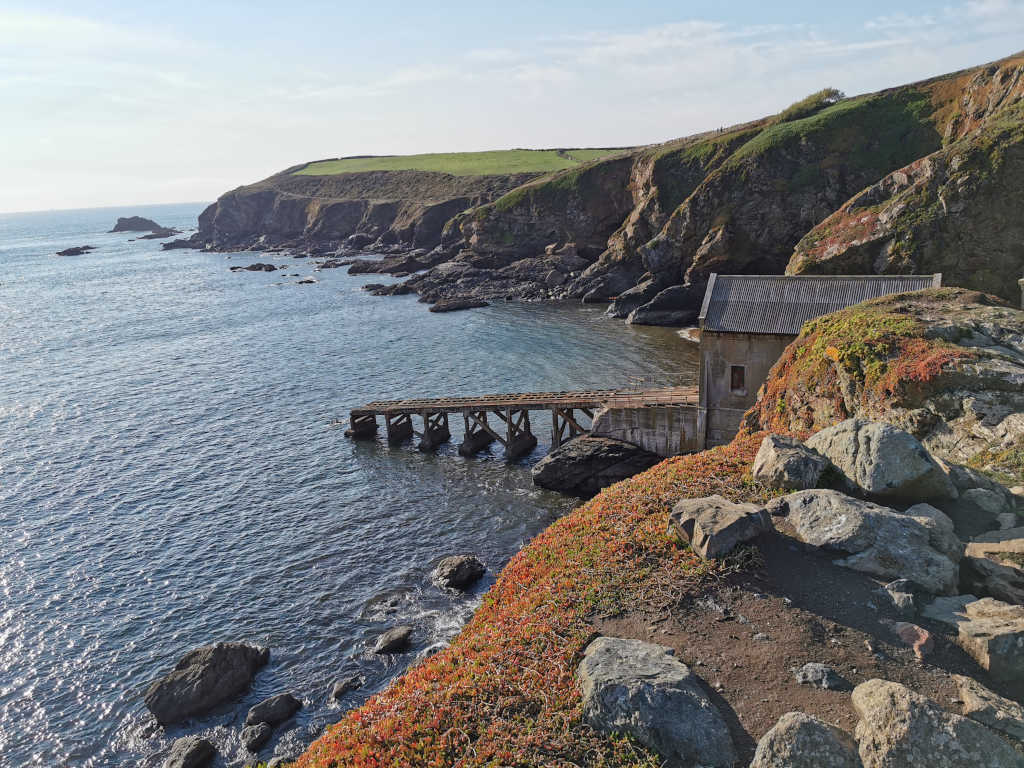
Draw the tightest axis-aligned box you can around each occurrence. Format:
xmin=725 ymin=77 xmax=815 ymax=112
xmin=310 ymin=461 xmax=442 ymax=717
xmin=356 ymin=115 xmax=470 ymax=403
xmin=730 ymin=365 xmax=745 ymax=393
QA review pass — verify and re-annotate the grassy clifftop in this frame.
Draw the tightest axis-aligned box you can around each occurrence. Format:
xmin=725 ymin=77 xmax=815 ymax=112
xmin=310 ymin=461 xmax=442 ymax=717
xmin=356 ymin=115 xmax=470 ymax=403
xmin=295 ymin=148 xmax=627 ymax=176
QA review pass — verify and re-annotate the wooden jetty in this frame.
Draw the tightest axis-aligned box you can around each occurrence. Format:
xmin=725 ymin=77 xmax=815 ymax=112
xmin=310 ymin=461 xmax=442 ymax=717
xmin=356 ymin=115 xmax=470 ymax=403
xmin=347 ymin=386 xmax=699 ymax=458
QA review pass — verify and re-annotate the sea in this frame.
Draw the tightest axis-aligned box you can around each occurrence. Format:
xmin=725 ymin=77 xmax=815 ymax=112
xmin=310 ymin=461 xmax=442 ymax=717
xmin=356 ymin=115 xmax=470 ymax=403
xmin=0 ymin=202 xmax=697 ymax=767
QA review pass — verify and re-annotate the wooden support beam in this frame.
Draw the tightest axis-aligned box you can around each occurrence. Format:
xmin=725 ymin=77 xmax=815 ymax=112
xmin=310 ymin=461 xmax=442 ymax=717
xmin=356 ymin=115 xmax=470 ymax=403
xmin=385 ymin=413 xmax=414 ymax=443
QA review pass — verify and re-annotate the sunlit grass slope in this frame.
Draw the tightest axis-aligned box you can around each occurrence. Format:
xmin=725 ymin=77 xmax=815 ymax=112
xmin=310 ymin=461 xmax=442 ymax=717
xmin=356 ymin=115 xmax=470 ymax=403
xmin=295 ymin=148 xmax=627 ymax=176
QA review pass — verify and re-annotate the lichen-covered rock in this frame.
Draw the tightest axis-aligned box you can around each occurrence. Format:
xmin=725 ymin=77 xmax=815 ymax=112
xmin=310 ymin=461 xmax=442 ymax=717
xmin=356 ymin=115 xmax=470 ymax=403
xmin=805 ymin=419 xmax=956 ymax=500
xmin=852 ymin=679 xmax=1023 ymax=767
xmin=162 ymin=736 xmax=215 ymax=768
xmin=667 ymin=494 xmax=771 ymax=559
xmin=750 ymin=711 xmax=861 ymax=768
xmin=144 ymin=642 xmax=269 ymax=725
xmin=769 ymin=489 xmax=960 ymax=593
xmin=752 ymin=435 xmax=829 ymax=490
xmin=577 ymin=637 xmax=735 ymax=767
xmin=955 ymin=674 xmax=1024 ymax=742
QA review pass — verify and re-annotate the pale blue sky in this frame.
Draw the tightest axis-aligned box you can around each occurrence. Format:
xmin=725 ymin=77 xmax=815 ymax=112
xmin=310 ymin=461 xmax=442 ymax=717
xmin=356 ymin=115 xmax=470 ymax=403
xmin=3 ymin=1 xmax=1023 ymax=212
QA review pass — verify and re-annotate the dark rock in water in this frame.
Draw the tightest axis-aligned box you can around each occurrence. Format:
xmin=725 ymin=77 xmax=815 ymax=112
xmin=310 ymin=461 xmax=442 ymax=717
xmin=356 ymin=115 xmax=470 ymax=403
xmin=429 ymin=298 xmax=489 ymax=313
xmin=56 ymin=245 xmax=96 ymax=256
xmin=362 ymin=283 xmax=387 ymax=292
xmin=331 ymin=675 xmax=364 ymax=700
xmin=374 ymin=626 xmax=413 ymax=654
xmin=162 ymin=238 xmax=200 ymax=251
xmin=230 ymin=263 xmax=277 ymax=272
xmin=532 ymin=436 xmax=661 ymax=498
xmin=245 ymin=692 xmax=302 ymax=727
xmin=267 ymin=755 xmax=300 ymax=768
xmin=110 ymin=216 xmax=164 ymax=233
xmin=794 ymin=662 xmax=852 ymax=691
xmin=241 ymin=722 xmax=271 ymax=751
xmin=433 ymin=555 xmax=486 ymax=590
xmin=348 ymin=254 xmax=425 ymax=275
xmin=371 ymin=283 xmax=415 ymax=296
xmin=317 ymin=259 xmax=354 ymax=269
xmin=162 ymin=735 xmax=215 ymax=768
xmin=139 ymin=227 xmax=181 ymax=239
xmin=297 ymin=277 xmax=317 ymax=285
xmin=144 ymin=642 xmax=269 ymax=725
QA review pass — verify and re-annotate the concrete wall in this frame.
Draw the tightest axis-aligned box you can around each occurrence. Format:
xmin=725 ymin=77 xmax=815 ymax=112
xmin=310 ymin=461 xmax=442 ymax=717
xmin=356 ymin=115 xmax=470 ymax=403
xmin=699 ymin=331 xmax=794 ymax=446
xmin=591 ymin=405 xmax=704 ymax=457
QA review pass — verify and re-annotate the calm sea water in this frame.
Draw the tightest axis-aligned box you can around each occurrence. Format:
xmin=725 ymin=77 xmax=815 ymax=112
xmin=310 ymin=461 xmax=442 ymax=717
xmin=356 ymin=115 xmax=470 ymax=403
xmin=0 ymin=202 xmax=697 ymax=767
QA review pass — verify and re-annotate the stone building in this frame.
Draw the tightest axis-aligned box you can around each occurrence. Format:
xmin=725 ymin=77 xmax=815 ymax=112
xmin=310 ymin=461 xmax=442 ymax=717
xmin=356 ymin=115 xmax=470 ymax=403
xmin=697 ymin=273 xmax=942 ymax=446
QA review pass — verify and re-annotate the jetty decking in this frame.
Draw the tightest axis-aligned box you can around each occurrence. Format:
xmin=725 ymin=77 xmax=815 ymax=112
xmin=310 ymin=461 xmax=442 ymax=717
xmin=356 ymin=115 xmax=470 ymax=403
xmin=348 ymin=386 xmax=698 ymax=458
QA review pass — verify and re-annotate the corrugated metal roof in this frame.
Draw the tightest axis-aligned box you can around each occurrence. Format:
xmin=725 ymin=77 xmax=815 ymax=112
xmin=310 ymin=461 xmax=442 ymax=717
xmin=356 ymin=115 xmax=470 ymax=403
xmin=698 ymin=273 xmax=941 ymax=335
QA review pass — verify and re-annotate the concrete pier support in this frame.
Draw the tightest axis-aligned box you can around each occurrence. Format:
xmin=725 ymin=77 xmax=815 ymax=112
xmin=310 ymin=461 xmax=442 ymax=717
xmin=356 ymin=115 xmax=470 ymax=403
xmin=418 ymin=411 xmax=451 ymax=451
xmin=502 ymin=408 xmax=537 ymax=459
xmin=345 ymin=414 xmax=378 ymax=439
xmin=385 ymin=413 xmax=414 ymax=443
xmin=459 ymin=411 xmax=497 ymax=456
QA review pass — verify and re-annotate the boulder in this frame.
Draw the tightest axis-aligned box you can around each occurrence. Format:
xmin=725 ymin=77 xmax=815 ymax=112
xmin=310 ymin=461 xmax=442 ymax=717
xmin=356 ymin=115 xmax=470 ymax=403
xmin=750 ymin=711 xmax=860 ymax=768
xmin=794 ymin=662 xmax=852 ymax=691
xmin=577 ymin=637 xmax=735 ymax=767
xmin=965 ymin=488 xmax=1012 ymax=517
xmin=879 ymin=579 xmax=918 ymax=617
xmin=330 ymin=675 xmax=364 ymax=700
xmin=432 ymin=555 xmax=486 ymax=590
xmin=428 ymin=297 xmax=489 ymax=313
xmin=56 ymin=245 xmax=96 ymax=256
xmin=954 ymin=674 xmax=1024 ymax=742
xmin=922 ymin=595 xmax=1024 ymax=682
xmin=667 ymin=494 xmax=771 ymax=559
xmin=531 ymin=436 xmax=661 ymax=498
xmin=230 ymin=263 xmax=277 ymax=272
xmin=245 ymin=692 xmax=302 ymax=727
xmin=769 ymin=490 xmax=960 ymax=594
xmin=852 ymin=679 xmax=1021 ymax=767
xmin=806 ymin=419 xmax=956 ymax=500
xmin=162 ymin=736 xmax=215 ymax=768
xmin=110 ymin=215 xmax=164 ymax=232
xmin=241 ymin=722 xmax=271 ymax=751
xmin=374 ymin=626 xmax=413 ymax=654
xmin=960 ymin=555 xmax=1024 ymax=604
xmin=144 ymin=642 xmax=269 ymax=725
xmin=751 ymin=435 xmax=829 ymax=490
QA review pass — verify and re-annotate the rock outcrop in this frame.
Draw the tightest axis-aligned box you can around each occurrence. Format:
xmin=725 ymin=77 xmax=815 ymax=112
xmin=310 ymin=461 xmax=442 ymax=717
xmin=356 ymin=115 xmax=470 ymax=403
xmin=851 ymin=679 xmax=1022 ymax=767
xmin=751 ymin=434 xmax=829 ymax=490
xmin=245 ymin=692 xmax=302 ymax=727
xmin=577 ymin=637 xmax=735 ymax=767
xmin=432 ymin=555 xmax=486 ymax=590
xmin=744 ymin=289 xmax=1024 ymax=470
xmin=110 ymin=216 xmax=167 ymax=233
xmin=374 ymin=626 xmax=413 ymax=654
xmin=162 ymin=736 xmax=215 ymax=768
xmin=531 ymin=436 xmax=661 ymax=498
xmin=144 ymin=642 xmax=269 ymax=726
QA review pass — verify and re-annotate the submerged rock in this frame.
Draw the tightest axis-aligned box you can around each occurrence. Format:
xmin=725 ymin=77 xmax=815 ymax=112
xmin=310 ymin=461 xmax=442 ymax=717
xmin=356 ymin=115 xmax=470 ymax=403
xmin=162 ymin=736 xmax=215 ymax=768
xmin=144 ymin=642 xmax=269 ymax=725
xmin=578 ymin=637 xmax=735 ymax=767
xmin=432 ymin=555 xmax=486 ymax=590
xmin=531 ymin=436 xmax=661 ymax=498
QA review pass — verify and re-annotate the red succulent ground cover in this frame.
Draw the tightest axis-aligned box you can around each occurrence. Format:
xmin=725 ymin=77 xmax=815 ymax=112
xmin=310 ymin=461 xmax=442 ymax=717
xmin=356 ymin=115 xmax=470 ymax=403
xmin=297 ymin=433 xmax=771 ymax=768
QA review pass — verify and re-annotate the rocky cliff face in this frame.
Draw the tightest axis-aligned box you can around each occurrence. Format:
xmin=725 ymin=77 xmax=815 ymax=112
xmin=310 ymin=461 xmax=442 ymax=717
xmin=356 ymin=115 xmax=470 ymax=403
xmin=193 ymin=167 xmax=539 ymax=253
xmin=743 ymin=288 xmax=1024 ymax=468
xmin=787 ymin=99 xmax=1024 ymax=302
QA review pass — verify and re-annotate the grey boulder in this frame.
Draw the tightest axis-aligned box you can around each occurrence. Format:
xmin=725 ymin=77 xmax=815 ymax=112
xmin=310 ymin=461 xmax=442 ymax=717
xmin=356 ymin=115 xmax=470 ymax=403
xmin=162 ymin=736 xmax=215 ymax=768
xmin=577 ymin=637 xmax=735 ymax=767
xmin=770 ymin=490 xmax=960 ymax=594
xmin=374 ymin=625 xmax=413 ymax=654
xmin=960 ymin=555 xmax=1024 ymax=604
xmin=750 ymin=711 xmax=861 ymax=768
xmin=954 ymin=674 xmax=1024 ymax=742
xmin=330 ymin=675 xmax=364 ymax=700
xmin=144 ymin=642 xmax=269 ymax=725
xmin=922 ymin=595 xmax=1024 ymax=682
xmin=241 ymin=722 xmax=272 ymax=751
xmin=806 ymin=419 xmax=956 ymax=500
xmin=752 ymin=435 xmax=829 ymax=490
xmin=667 ymin=494 xmax=771 ymax=559
xmin=432 ymin=555 xmax=486 ymax=590
xmin=852 ymin=678 xmax=1023 ymax=767
xmin=245 ymin=692 xmax=301 ymax=727
xmin=794 ymin=662 xmax=852 ymax=691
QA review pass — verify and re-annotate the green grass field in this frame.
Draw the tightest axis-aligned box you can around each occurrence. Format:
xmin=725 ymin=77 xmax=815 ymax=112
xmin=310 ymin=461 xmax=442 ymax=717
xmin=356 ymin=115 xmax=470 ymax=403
xmin=294 ymin=148 xmax=626 ymax=176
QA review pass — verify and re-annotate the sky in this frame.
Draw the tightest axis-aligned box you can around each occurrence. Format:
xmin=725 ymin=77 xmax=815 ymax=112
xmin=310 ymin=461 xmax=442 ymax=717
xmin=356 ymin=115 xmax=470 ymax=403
xmin=3 ymin=0 xmax=1024 ymax=213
